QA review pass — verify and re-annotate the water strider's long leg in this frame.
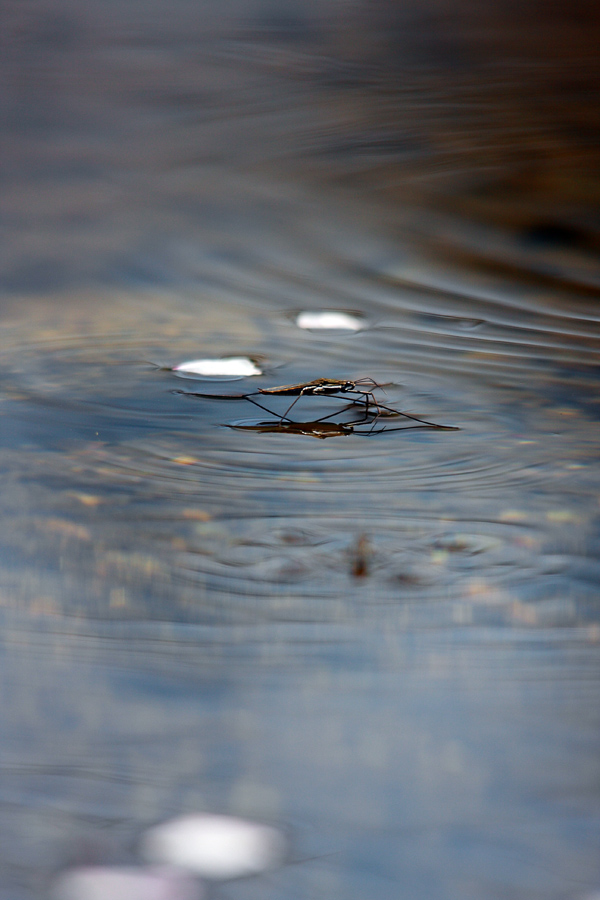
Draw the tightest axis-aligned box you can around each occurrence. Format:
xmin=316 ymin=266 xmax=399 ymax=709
xmin=172 ymin=390 xmax=249 ymax=400
xmin=276 ymin=390 xmax=375 ymax=424
xmin=279 ymin=389 xmax=310 ymax=422
xmin=346 ymin=390 xmax=453 ymax=429
xmin=389 ymin=409 xmax=450 ymax=428
xmin=247 ymin=391 xmax=369 ymax=424
xmin=364 ymin=422 xmax=460 ymax=434
xmin=337 ymin=389 xmax=389 ymax=418
xmin=244 ymin=395 xmax=294 ymax=421
xmin=314 ymin=403 xmax=373 ymax=424
xmin=283 ymin=390 xmax=376 ymax=424
xmin=173 ymin=389 xmax=293 ymax=421
xmin=337 ymin=391 xmax=457 ymax=432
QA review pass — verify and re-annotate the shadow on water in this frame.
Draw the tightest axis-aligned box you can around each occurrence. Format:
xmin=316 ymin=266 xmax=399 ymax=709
xmin=1 ymin=1 xmax=600 ymax=898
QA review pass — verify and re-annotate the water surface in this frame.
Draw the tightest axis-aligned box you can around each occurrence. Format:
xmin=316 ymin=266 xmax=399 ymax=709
xmin=1 ymin=2 xmax=600 ymax=897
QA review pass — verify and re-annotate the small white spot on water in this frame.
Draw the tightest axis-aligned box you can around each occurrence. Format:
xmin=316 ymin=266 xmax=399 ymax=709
xmin=141 ymin=814 xmax=286 ymax=880
xmin=51 ymin=866 xmax=201 ymax=900
xmin=295 ymin=311 xmax=364 ymax=331
xmin=173 ymin=358 xmax=262 ymax=378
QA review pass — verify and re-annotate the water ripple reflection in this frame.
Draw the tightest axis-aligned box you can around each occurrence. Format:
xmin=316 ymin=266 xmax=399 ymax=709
xmin=2 ymin=8 xmax=600 ymax=892
xmin=2 ymin=257 xmax=599 ymax=636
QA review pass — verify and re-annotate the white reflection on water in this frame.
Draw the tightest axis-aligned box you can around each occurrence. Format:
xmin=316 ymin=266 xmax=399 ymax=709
xmin=141 ymin=814 xmax=286 ymax=879
xmin=52 ymin=866 xmax=201 ymax=900
xmin=173 ymin=358 xmax=262 ymax=379
xmin=295 ymin=311 xmax=365 ymax=332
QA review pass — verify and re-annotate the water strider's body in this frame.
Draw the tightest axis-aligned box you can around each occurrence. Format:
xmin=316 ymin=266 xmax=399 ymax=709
xmin=257 ymin=378 xmax=368 ymax=397
xmin=256 ymin=377 xmax=381 ymax=420
xmin=173 ymin=377 xmax=382 ymax=419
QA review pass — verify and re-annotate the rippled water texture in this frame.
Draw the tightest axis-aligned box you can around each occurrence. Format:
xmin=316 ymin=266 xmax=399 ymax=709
xmin=1 ymin=1 xmax=600 ymax=898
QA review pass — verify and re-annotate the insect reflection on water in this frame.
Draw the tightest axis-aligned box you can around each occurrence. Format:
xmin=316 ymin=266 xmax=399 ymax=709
xmin=228 ymin=419 xmax=360 ymax=439
xmin=227 ymin=418 xmax=458 ymax=439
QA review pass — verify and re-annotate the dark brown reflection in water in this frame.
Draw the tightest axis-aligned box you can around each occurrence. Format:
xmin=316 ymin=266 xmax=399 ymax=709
xmin=1 ymin=2 xmax=600 ymax=898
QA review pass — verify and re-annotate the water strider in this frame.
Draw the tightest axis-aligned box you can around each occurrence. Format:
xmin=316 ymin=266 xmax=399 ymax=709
xmin=175 ymin=377 xmax=381 ymax=410
xmin=174 ymin=377 xmax=455 ymax=431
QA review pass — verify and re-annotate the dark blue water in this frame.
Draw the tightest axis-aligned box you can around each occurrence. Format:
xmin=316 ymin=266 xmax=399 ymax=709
xmin=1 ymin=2 xmax=599 ymax=897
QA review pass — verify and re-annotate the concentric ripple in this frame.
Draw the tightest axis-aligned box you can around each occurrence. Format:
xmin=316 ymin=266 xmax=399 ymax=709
xmin=1 ymin=186 xmax=599 ymax=633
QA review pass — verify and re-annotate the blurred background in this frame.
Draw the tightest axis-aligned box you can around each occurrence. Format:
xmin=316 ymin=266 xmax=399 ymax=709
xmin=1 ymin=1 xmax=600 ymax=898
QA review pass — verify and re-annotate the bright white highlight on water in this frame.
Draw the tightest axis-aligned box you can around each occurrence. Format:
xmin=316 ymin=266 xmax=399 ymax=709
xmin=173 ymin=358 xmax=262 ymax=377
xmin=141 ymin=814 xmax=286 ymax=880
xmin=295 ymin=311 xmax=363 ymax=331
xmin=52 ymin=866 xmax=201 ymax=900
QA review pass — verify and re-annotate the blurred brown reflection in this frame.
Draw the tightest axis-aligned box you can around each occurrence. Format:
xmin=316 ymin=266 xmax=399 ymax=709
xmin=1 ymin=0 xmax=599 ymax=292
